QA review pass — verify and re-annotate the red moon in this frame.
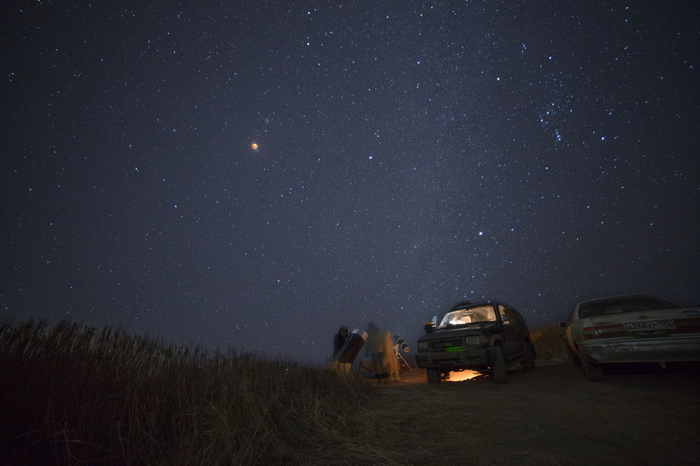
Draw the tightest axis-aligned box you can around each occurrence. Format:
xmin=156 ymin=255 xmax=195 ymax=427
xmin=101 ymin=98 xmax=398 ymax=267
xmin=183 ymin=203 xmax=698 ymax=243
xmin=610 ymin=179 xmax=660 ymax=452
xmin=251 ymin=143 xmax=258 ymax=150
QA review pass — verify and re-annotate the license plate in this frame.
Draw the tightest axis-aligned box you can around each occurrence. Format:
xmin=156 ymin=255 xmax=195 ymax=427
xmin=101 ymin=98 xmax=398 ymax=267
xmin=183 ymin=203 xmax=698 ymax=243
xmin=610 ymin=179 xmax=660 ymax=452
xmin=624 ymin=320 xmax=676 ymax=332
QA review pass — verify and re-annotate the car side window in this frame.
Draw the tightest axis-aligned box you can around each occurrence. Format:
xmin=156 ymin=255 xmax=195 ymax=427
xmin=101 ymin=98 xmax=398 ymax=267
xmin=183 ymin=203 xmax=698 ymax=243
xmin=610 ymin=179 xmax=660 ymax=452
xmin=505 ymin=310 xmax=519 ymax=326
xmin=507 ymin=308 xmax=526 ymax=329
xmin=499 ymin=305 xmax=510 ymax=324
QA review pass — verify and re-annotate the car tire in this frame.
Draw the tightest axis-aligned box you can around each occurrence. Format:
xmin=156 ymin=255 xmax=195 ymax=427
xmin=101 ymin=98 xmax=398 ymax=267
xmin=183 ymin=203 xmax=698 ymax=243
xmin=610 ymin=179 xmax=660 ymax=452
xmin=426 ymin=368 xmax=441 ymax=384
xmin=570 ymin=352 xmax=582 ymax=366
xmin=567 ymin=343 xmax=581 ymax=366
xmin=491 ymin=345 xmax=507 ymax=384
xmin=581 ymin=358 xmax=604 ymax=381
xmin=521 ymin=342 xmax=536 ymax=371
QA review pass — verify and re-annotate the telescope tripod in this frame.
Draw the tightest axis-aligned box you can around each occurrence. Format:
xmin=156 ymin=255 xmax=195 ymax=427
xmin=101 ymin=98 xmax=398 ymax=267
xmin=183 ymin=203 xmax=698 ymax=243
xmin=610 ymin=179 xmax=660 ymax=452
xmin=393 ymin=344 xmax=413 ymax=370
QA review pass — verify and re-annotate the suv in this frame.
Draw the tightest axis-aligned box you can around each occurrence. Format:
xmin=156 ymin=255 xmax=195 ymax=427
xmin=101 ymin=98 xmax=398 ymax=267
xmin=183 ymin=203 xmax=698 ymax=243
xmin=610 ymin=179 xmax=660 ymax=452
xmin=415 ymin=301 xmax=536 ymax=383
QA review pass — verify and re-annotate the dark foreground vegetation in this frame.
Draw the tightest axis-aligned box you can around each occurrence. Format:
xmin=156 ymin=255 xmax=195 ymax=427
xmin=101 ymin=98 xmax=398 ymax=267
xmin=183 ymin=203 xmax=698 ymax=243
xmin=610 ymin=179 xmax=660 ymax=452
xmin=529 ymin=323 xmax=569 ymax=364
xmin=0 ymin=319 xmax=376 ymax=465
xmin=0 ymin=319 xmax=569 ymax=465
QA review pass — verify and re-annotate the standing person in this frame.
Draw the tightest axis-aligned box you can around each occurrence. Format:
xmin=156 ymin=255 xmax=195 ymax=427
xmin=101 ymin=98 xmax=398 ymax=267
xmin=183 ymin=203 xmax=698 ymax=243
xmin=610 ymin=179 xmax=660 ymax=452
xmin=382 ymin=331 xmax=400 ymax=382
xmin=330 ymin=326 xmax=352 ymax=374
xmin=333 ymin=326 xmax=349 ymax=357
xmin=364 ymin=322 xmax=384 ymax=376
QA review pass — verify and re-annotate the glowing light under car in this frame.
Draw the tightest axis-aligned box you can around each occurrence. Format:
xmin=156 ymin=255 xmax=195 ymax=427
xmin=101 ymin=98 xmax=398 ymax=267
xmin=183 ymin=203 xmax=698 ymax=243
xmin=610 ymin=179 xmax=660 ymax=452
xmin=446 ymin=370 xmax=480 ymax=382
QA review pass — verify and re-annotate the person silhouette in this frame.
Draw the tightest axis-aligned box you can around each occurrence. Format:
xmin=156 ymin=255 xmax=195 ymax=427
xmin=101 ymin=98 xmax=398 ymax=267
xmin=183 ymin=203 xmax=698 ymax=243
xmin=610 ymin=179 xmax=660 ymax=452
xmin=333 ymin=326 xmax=348 ymax=356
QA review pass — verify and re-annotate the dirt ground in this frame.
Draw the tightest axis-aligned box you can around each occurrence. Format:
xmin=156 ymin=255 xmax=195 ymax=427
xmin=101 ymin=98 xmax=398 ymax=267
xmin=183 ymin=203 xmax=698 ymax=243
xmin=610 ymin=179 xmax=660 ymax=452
xmin=361 ymin=361 xmax=700 ymax=466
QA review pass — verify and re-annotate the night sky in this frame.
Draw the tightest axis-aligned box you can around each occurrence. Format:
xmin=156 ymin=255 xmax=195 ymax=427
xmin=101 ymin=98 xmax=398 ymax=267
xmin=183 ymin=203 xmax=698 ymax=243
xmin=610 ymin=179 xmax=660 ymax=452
xmin=2 ymin=1 xmax=699 ymax=363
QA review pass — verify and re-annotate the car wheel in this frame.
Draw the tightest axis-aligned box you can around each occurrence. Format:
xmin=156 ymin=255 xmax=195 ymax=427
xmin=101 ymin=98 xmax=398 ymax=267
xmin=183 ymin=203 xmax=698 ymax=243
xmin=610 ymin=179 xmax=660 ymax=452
xmin=581 ymin=358 xmax=604 ymax=381
xmin=567 ymin=343 xmax=581 ymax=366
xmin=570 ymin=353 xmax=581 ymax=366
xmin=521 ymin=342 xmax=536 ymax=371
xmin=491 ymin=345 xmax=507 ymax=384
xmin=426 ymin=368 xmax=441 ymax=384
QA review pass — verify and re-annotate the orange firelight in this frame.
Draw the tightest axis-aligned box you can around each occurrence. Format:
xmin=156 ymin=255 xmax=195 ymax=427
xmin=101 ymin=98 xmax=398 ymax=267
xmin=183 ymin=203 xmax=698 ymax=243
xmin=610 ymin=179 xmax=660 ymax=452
xmin=446 ymin=370 xmax=480 ymax=382
xmin=251 ymin=143 xmax=258 ymax=150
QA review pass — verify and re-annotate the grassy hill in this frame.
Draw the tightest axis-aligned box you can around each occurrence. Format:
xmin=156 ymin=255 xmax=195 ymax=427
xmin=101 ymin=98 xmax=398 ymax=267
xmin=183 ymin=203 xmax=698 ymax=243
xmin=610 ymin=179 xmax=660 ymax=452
xmin=0 ymin=319 xmax=568 ymax=465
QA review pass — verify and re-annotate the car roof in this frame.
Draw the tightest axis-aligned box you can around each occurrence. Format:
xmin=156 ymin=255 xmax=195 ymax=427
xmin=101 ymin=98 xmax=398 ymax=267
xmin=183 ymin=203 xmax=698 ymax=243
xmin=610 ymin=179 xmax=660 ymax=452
xmin=575 ymin=293 xmax=679 ymax=307
xmin=449 ymin=300 xmax=507 ymax=311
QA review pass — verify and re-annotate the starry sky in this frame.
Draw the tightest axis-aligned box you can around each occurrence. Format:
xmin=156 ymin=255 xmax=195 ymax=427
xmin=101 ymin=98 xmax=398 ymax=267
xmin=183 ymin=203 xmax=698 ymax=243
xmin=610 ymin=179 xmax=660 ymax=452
xmin=2 ymin=1 xmax=699 ymax=363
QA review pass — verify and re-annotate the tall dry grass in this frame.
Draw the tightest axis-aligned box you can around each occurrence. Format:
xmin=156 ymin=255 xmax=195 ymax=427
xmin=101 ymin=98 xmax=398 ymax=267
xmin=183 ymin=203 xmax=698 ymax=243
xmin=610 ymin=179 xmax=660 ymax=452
xmin=1 ymin=319 xmax=574 ymax=465
xmin=0 ymin=319 xmax=377 ymax=465
xmin=530 ymin=323 xmax=571 ymax=364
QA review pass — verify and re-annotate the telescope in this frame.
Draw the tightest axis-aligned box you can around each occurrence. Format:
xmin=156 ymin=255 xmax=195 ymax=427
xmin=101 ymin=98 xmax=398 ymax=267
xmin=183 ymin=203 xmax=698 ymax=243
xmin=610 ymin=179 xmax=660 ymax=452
xmin=332 ymin=328 xmax=367 ymax=364
xmin=393 ymin=333 xmax=410 ymax=352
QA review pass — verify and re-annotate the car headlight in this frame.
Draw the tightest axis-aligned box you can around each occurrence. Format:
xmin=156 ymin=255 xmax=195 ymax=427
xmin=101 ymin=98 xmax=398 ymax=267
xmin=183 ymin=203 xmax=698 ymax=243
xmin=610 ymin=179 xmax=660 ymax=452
xmin=465 ymin=335 xmax=488 ymax=346
xmin=418 ymin=341 xmax=429 ymax=351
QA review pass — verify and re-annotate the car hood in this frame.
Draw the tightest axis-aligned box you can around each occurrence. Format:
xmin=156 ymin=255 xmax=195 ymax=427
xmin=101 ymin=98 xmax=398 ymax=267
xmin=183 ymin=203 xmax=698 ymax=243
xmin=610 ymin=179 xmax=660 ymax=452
xmin=418 ymin=323 xmax=499 ymax=342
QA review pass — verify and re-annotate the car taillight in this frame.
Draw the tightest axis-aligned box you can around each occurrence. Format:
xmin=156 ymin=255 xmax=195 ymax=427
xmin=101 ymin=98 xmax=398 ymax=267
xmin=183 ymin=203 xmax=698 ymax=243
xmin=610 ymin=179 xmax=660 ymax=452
xmin=583 ymin=324 xmax=627 ymax=340
xmin=583 ymin=327 xmax=599 ymax=340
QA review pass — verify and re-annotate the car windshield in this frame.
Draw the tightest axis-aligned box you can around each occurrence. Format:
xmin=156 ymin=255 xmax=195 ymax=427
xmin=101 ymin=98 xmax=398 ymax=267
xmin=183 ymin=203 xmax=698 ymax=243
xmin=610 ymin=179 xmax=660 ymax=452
xmin=439 ymin=305 xmax=497 ymax=328
xmin=578 ymin=295 xmax=681 ymax=318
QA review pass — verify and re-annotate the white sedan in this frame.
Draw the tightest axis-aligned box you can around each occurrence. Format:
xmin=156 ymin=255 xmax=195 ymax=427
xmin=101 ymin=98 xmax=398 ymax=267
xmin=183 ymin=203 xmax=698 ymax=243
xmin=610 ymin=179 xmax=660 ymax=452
xmin=561 ymin=294 xmax=700 ymax=381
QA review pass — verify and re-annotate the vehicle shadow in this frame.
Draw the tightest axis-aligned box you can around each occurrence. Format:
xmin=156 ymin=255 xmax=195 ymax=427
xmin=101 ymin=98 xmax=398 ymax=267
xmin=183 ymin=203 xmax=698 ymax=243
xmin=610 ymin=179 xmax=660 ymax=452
xmin=600 ymin=361 xmax=700 ymax=376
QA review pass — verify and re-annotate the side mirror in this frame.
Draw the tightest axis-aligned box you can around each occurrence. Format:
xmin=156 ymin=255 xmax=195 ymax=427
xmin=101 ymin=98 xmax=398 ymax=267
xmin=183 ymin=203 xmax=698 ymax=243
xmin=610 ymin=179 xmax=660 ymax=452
xmin=501 ymin=315 xmax=510 ymax=323
xmin=424 ymin=315 xmax=438 ymax=334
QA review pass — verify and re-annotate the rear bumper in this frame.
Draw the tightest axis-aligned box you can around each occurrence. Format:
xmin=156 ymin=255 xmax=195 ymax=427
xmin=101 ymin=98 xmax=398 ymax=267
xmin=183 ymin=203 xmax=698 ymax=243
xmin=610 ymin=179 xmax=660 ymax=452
xmin=415 ymin=347 xmax=494 ymax=370
xmin=579 ymin=335 xmax=700 ymax=364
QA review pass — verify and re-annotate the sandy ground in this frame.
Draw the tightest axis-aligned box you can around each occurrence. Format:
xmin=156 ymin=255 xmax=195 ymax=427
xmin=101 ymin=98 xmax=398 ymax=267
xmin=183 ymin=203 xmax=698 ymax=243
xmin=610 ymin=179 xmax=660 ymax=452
xmin=360 ymin=361 xmax=700 ymax=466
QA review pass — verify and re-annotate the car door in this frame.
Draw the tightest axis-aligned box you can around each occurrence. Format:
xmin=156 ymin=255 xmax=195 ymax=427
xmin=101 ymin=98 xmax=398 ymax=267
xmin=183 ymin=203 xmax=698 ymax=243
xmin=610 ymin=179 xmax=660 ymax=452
xmin=564 ymin=305 xmax=577 ymax=354
xmin=510 ymin=309 xmax=528 ymax=355
xmin=500 ymin=306 xmax=526 ymax=358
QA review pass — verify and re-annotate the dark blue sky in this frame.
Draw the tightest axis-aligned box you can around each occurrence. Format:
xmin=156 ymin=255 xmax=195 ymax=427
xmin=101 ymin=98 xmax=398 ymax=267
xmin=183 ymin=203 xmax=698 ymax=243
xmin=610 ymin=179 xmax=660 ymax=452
xmin=2 ymin=1 xmax=698 ymax=363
